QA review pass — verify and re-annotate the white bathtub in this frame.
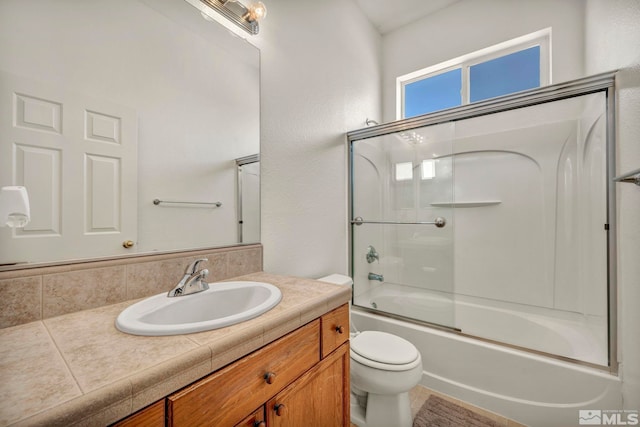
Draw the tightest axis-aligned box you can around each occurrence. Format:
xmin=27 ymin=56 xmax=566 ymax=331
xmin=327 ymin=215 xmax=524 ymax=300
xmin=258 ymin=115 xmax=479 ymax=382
xmin=362 ymin=283 xmax=608 ymax=366
xmin=352 ymin=307 xmax=622 ymax=427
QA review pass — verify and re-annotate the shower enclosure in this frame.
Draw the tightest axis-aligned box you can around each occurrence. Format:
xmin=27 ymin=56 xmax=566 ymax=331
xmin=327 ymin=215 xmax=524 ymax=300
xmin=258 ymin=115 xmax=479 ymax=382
xmin=348 ymin=73 xmax=616 ymax=370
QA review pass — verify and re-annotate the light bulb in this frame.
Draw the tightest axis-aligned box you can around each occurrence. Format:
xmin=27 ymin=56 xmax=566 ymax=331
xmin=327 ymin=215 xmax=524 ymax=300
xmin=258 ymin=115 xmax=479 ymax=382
xmin=248 ymin=1 xmax=267 ymax=22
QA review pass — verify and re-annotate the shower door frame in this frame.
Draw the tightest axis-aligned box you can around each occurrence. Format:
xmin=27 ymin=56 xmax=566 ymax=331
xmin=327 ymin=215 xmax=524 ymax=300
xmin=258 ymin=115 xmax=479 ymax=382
xmin=235 ymin=154 xmax=260 ymax=244
xmin=347 ymin=71 xmax=618 ymax=373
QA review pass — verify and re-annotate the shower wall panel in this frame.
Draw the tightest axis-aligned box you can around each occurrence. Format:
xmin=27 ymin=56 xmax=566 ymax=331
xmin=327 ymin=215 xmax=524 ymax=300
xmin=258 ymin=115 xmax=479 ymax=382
xmin=553 ymin=95 xmax=607 ymax=317
xmin=451 ymin=120 xmax=575 ymax=308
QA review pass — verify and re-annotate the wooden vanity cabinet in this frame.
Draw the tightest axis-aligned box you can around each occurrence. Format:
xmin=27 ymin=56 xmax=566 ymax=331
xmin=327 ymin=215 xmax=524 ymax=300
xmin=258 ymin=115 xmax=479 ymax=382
xmin=266 ymin=343 xmax=349 ymax=427
xmin=112 ymin=401 xmax=164 ymax=427
xmin=320 ymin=303 xmax=349 ymax=357
xmin=113 ymin=304 xmax=349 ymax=427
xmin=234 ymin=407 xmax=266 ymax=427
xmin=266 ymin=304 xmax=349 ymax=426
xmin=167 ymin=320 xmax=321 ymax=426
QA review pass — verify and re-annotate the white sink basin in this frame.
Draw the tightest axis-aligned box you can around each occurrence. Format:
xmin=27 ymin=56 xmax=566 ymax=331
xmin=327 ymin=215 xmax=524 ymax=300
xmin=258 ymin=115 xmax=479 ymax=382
xmin=116 ymin=281 xmax=282 ymax=336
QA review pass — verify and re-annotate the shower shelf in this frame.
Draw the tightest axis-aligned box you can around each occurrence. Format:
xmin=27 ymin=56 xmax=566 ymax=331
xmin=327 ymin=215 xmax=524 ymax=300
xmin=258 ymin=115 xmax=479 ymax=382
xmin=430 ymin=201 xmax=501 ymax=208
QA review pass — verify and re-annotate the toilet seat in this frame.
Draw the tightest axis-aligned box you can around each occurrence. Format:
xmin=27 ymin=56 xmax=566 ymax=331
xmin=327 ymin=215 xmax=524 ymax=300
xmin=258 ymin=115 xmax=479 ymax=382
xmin=350 ymin=331 xmax=421 ymax=372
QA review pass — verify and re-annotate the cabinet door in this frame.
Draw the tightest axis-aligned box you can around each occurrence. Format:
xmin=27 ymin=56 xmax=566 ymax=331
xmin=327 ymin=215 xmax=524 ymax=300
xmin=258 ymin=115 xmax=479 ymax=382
xmin=267 ymin=343 xmax=350 ymax=427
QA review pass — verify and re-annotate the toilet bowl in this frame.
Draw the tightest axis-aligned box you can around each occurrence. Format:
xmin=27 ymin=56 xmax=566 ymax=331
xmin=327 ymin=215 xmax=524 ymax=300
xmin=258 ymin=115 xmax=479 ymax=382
xmin=318 ymin=275 xmax=423 ymax=427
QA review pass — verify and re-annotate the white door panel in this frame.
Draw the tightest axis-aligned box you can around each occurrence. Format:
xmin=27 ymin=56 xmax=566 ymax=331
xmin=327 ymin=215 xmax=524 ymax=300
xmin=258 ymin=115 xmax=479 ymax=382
xmin=0 ymin=71 xmax=137 ymax=265
xmin=13 ymin=144 xmax=62 ymax=235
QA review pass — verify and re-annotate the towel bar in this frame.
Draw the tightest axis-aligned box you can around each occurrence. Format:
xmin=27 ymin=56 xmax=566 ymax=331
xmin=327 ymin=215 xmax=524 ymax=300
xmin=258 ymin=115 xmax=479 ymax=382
xmin=153 ymin=199 xmax=222 ymax=207
xmin=351 ymin=217 xmax=446 ymax=228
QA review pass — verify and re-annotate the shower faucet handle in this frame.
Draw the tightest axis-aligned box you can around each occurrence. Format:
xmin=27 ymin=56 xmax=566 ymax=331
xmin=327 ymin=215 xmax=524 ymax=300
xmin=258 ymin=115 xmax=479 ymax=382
xmin=366 ymin=245 xmax=379 ymax=263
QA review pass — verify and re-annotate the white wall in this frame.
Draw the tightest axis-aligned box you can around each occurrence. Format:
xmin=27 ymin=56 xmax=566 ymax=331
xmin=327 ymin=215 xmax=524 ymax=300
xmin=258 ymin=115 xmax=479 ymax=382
xmin=381 ymin=0 xmax=586 ymax=122
xmin=585 ymin=0 xmax=640 ymax=408
xmin=255 ymin=0 xmax=382 ymax=277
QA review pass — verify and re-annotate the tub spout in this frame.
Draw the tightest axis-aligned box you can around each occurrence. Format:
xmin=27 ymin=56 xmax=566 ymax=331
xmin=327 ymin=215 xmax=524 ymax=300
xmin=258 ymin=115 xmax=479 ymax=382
xmin=368 ymin=273 xmax=384 ymax=282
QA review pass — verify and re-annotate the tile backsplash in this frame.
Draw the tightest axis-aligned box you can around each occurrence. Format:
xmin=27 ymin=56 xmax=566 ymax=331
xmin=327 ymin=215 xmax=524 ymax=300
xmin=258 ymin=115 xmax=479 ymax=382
xmin=0 ymin=244 xmax=262 ymax=329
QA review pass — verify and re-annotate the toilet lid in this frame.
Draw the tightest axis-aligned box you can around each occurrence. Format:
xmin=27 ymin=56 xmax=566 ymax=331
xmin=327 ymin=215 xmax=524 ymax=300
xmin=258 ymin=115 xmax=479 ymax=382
xmin=351 ymin=331 xmax=419 ymax=365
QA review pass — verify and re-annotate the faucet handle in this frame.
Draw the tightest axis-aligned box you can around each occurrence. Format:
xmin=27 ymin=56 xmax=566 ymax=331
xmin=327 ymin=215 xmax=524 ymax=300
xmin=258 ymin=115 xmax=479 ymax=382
xmin=185 ymin=258 xmax=208 ymax=274
xmin=366 ymin=245 xmax=379 ymax=264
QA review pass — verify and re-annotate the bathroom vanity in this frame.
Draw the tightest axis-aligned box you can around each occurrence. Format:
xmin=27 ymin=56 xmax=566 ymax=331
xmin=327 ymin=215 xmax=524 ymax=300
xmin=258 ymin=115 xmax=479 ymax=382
xmin=116 ymin=305 xmax=350 ymax=426
xmin=0 ymin=272 xmax=351 ymax=426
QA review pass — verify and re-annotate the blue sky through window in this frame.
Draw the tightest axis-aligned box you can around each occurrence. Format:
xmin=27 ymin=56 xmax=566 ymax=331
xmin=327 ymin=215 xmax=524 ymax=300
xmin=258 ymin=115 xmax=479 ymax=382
xmin=404 ymin=68 xmax=462 ymax=118
xmin=469 ymin=46 xmax=540 ymax=102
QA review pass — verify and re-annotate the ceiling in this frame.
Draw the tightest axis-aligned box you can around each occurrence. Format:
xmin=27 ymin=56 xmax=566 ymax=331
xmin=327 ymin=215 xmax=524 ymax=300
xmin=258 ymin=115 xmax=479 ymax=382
xmin=355 ymin=0 xmax=461 ymax=34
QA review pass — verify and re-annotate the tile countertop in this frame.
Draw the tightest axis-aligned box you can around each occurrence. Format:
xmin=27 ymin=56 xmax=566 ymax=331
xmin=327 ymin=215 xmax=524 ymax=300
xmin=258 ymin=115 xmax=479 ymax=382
xmin=0 ymin=272 xmax=351 ymax=427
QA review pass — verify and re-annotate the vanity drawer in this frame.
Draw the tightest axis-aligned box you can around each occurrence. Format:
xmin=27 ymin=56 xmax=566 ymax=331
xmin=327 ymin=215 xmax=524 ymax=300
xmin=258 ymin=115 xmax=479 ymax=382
xmin=167 ymin=320 xmax=320 ymax=427
xmin=234 ymin=407 xmax=265 ymax=427
xmin=321 ymin=304 xmax=349 ymax=358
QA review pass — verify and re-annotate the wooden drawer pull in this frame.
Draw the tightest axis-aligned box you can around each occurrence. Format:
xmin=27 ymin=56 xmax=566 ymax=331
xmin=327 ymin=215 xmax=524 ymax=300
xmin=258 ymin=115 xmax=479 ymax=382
xmin=274 ymin=403 xmax=286 ymax=417
xmin=253 ymin=422 xmax=266 ymax=427
xmin=335 ymin=325 xmax=344 ymax=334
xmin=264 ymin=372 xmax=277 ymax=384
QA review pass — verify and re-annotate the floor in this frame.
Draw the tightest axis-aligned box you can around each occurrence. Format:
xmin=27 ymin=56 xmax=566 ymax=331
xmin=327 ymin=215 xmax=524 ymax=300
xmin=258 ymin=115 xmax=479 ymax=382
xmin=350 ymin=384 xmax=526 ymax=427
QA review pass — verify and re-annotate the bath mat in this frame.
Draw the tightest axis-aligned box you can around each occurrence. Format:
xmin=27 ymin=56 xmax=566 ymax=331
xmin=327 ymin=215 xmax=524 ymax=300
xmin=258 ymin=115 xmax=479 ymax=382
xmin=413 ymin=395 xmax=502 ymax=427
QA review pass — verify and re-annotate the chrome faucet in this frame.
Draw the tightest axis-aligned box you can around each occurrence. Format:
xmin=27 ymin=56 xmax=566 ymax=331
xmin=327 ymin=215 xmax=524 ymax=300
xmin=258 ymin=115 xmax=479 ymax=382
xmin=168 ymin=258 xmax=210 ymax=297
xmin=368 ymin=273 xmax=384 ymax=282
xmin=366 ymin=245 xmax=379 ymax=264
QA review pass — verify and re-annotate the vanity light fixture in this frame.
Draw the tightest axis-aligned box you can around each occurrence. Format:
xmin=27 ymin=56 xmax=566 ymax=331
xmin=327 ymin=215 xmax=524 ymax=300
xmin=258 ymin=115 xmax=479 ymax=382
xmin=200 ymin=0 xmax=267 ymax=35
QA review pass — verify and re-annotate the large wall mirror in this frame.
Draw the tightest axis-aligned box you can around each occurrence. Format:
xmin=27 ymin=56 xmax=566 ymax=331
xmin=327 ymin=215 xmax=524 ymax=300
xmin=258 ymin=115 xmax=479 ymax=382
xmin=0 ymin=0 xmax=260 ymax=268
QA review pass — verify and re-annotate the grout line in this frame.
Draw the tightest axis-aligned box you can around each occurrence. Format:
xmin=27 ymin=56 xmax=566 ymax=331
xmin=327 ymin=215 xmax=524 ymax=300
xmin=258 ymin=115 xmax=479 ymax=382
xmin=39 ymin=274 xmax=44 ymax=322
xmin=124 ymin=264 xmax=130 ymax=301
xmin=41 ymin=320 xmax=84 ymax=394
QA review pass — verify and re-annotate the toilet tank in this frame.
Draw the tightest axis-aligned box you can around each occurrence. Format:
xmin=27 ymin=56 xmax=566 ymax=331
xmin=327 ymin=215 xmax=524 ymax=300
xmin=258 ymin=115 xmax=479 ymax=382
xmin=318 ymin=274 xmax=353 ymax=287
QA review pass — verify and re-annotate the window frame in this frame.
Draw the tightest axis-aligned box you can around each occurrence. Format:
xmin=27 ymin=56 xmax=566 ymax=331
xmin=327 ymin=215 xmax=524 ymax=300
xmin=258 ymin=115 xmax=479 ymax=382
xmin=396 ymin=28 xmax=551 ymax=120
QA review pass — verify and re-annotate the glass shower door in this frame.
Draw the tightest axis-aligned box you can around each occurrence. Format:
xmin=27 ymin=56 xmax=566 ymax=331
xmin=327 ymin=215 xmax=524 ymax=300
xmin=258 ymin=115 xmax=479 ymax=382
xmin=350 ymin=123 xmax=456 ymax=329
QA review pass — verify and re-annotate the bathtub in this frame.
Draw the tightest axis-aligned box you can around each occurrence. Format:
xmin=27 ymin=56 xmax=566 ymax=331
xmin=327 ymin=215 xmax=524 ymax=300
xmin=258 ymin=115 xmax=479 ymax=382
xmin=362 ymin=283 xmax=608 ymax=366
xmin=352 ymin=305 xmax=622 ymax=427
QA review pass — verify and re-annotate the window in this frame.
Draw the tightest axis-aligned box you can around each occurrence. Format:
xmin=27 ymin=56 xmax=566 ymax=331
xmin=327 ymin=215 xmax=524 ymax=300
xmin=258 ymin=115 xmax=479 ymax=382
xmin=393 ymin=160 xmax=436 ymax=182
xmin=405 ymin=68 xmax=462 ymax=118
xmin=397 ymin=29 xmax=550 ymax=119
xmin=395 ymin=162 xmax=413 ymax=181
xmin=469 ymin=46 xmax=541 ymax=102
xmin=421 ymin=160 xmax=435 ymax=180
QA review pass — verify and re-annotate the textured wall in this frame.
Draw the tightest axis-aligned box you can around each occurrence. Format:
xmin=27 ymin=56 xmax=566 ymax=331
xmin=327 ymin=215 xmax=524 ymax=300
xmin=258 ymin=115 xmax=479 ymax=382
xmin=256 ymin=0 xmax=382 ymax=277
xmin=585 ymin=0 xmax=640 ymax=409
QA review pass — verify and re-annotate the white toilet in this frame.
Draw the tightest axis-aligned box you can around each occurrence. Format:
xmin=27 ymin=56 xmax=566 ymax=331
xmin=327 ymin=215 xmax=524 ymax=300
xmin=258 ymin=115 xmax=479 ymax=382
xmin=318 ymin=274 xmax=423 ymax=427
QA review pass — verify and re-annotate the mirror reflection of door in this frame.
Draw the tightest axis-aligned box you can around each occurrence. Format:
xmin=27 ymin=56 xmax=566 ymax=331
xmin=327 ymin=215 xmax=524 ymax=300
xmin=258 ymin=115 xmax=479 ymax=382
xmin=236 ymin=155 xmax=260 ymax=243
xmin=0 ymin=71 xmax=138 ymax=265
